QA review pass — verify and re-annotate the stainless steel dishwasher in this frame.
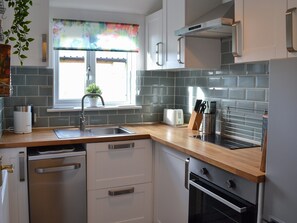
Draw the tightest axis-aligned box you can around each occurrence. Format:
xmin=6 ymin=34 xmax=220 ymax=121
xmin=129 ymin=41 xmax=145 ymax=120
xmin=27 ymin=144 xmax=86 ymax=223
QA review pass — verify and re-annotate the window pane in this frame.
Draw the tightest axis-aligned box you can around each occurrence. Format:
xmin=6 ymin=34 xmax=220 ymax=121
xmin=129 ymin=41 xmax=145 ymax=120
xmin=95 ymin=52 xmax=128 ymax=104
xmin=58 ymin=50 xmax=86 ymax=100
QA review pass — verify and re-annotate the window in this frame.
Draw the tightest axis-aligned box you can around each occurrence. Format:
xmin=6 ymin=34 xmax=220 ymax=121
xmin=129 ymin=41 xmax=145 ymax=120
xmin=54 ymin=50 xmax=137 ymax=108
xmin=52 ymin=19 xmax=139 ymax=108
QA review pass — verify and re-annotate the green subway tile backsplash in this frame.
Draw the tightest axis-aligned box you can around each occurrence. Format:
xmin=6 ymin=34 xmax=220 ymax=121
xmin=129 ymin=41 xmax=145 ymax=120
xmin=0 ymin=37 xmax=269 ymax=144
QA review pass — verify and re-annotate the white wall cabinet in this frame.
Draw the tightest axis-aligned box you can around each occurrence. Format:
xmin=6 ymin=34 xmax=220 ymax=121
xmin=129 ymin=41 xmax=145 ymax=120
xmin=153 ymin=142 xmax=189 ymax=223
xmin=233 ymin=0 xmax=297 ymax=63
xmin=3 ymin=0 xmax=49 ymax=66
xmin=162 ymin=0 xmax=222 ymax=69
xmin=145 ymin=10 xmax=164 ymax=70
xmin=87 ymin=139 xmax=153 ymax=223
xmin=0 ymin=148 xmax=29 ymax=223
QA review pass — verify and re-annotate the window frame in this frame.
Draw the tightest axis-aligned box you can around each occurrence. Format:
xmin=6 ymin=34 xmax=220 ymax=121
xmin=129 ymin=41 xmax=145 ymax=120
xmin=53 ymin=50 xmax=136 ymax=108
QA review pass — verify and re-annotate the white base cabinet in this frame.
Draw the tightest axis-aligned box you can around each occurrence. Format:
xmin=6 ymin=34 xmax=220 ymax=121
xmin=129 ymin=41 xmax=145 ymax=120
xmin=88 ymin=183 xmax=152 ymax=223
xmin=153 ymin=142 xmax=189 ymax=223
xmin=0 ymin=148 xmax=29 ymax=223
xmin=87 ymin=139 xmax=153 ymax=223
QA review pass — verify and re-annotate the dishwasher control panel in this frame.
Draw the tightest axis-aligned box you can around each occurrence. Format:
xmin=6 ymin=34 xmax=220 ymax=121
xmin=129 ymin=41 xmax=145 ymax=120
xmin=27 ymin=144 xmax=86 ymax=160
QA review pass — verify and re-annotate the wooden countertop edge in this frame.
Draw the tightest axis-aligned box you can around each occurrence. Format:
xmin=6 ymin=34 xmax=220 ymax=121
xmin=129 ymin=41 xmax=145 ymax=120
xmin=150 ymin=135 xmax=265 ymax=183
xmin=0 ymin=131 xmax=151 ymax=148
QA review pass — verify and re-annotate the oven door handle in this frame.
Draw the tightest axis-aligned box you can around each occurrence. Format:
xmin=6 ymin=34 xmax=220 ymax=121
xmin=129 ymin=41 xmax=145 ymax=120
xmin=189 ymin=180 xmax=247 ymax=213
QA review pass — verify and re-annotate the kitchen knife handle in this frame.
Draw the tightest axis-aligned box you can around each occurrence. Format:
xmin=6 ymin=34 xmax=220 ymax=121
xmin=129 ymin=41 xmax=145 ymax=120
xmin=232 ymin=21 xmax=242 ymax=57
xmin=194 ymin=100 xmax=202 ymax=112
xmin=156 ymin=42 xmax=164 ymax=66
xmin=286 ymin=7 xmax=297 ymax=53
xmin=177 ymin=37 xmax=184 ymax=64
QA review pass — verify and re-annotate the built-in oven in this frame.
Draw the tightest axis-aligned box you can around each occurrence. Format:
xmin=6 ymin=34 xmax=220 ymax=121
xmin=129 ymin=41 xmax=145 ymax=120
xmin=188 ymin=157 xmax=258 ymax=223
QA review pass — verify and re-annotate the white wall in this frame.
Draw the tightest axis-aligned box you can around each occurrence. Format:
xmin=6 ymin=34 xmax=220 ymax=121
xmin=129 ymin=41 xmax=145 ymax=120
xmin=49 ymin=7 xmax=145 ymax=70
xmin=1 ymin=0 xmax=49 ymax=66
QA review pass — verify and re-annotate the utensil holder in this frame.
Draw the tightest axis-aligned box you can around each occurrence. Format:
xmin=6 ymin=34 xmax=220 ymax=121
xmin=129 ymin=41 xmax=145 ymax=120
xmin=200 ymin=113 xmax=216 ymax=134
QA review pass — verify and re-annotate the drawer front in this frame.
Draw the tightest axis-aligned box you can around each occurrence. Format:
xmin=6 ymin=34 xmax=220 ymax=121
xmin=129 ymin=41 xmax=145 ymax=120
xmin=88 ymin=183 xmax=152 ymax=223
xmin=87 ymin=139 xmax=152 ymax=190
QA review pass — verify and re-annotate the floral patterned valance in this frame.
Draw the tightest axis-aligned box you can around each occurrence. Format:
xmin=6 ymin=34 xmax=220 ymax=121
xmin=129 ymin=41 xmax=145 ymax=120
xmin=52 ymin=19 xmax=139 ymax=52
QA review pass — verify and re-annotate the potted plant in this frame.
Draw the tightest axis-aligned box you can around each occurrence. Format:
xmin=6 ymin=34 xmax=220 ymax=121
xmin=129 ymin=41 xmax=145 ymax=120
xmin=86 ymin=83 xmax=102 ymax=107
xmin=1 ymin=0 xmax=34 ymax=65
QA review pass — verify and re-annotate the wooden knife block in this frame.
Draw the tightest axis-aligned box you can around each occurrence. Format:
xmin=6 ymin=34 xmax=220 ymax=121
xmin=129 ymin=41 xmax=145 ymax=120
xmin=188 ymin=111 xmax=203 ymax=130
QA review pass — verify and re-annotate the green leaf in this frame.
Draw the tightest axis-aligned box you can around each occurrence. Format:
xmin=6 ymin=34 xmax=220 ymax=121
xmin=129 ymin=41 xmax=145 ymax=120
xmin=9 ymin=37 xmax=16 ymax=41
xmin=4 ymin=0 xmax=34 ymax=65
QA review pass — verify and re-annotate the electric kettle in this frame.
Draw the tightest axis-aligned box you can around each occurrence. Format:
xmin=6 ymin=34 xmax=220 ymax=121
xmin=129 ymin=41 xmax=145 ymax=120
xmin=13 ymin=105 xmax=34 ymax=134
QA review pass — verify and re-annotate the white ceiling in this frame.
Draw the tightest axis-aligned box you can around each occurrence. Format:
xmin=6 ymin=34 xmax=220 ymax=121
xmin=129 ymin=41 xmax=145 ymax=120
xmin=49 ymin=0 xmax=162 ymax=15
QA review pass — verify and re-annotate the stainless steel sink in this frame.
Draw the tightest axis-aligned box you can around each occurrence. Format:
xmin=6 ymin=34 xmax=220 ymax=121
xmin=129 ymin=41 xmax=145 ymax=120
xmin=54 ymin=126 xmax=134 ymax=139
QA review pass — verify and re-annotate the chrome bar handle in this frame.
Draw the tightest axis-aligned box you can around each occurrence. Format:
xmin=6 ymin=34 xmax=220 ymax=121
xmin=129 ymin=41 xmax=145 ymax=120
xmin=108 ymin=187 xmax=134 ymax=196
xmin=286 ymin=7 xmax=297 ymax=52
xmin=156 ymin=42 xmax=163 ymax=66
xmin=0 ymin=156 xmax=2 ymax=187
xmin=189 ymin=180 xmax=247 ymax=213
xmin=232 ymin=21 xmax=242 ymax=57
xmin=184 ymin=158 xmax=190 ymax=190
xmin=108 ymin=143 xmax=135 ymax=150
xmin=19 ymin=152 xmax=25 ymax=182
xmin=35 ymin=163 xmax=81 ymax=174
xmin=177 ymin=37 xmax=184 ymax=64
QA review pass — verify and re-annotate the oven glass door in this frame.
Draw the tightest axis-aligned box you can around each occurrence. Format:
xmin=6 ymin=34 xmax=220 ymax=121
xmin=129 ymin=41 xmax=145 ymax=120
xmin=188 ymin=173 xmax=257 ymax=223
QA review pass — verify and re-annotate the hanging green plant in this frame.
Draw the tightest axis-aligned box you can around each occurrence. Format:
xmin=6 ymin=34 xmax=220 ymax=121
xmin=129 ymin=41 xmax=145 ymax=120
xmin=3 ymin=0 xmax=34 ymax=65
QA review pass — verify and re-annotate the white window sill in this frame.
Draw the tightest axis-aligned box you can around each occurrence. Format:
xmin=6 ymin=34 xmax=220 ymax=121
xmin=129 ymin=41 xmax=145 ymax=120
xmin=47 ymin=105 xmax=142 ymax=113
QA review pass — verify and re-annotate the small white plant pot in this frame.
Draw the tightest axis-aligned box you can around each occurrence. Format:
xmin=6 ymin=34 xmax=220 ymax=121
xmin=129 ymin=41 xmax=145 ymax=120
xmin=88 ymin=97 xmax=98 ymax=107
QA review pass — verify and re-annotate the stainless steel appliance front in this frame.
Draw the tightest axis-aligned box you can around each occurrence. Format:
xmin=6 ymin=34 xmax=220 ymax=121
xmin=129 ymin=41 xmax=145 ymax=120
xmin=27 ymin=144 xmax=86 ymax=223
xmin=188 ymin=157 xmax=258 ymax=223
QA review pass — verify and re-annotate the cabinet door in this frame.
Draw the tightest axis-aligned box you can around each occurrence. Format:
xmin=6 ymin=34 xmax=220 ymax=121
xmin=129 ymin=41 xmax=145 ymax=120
xmin=87 ymin=139 xmax=152 ymax=190
xmin=88 ymin=183 xmax=152 ymax=223
xmin=162 ymin=0 xmax=221 ymax=69
xmin=0 ymin=170 xmax=9 ymax=223
xmin=146 ymin=10 xmax=164 ymax=70
xmin=3 ymin=0 xmax=49 ymax=66
xmin=234 ymin=0 xmax=287 ymax=63
xmin=162 ymin=0 xmax=185 ymax=69
xmin=0 ymin=148 xmax=29 ymax=223
xmin=153 ymin=143 xmax=189 ymax=223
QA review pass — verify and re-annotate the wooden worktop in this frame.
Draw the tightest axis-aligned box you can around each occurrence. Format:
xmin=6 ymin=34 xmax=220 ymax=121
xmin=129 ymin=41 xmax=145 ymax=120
xmin=0 ymin=124 xmax=265 ymax=183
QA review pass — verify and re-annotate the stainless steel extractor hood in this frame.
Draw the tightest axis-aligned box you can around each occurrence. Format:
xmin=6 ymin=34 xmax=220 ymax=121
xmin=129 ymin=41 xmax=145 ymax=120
xmin=175 ymin=1 xmax=234 ymax=38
